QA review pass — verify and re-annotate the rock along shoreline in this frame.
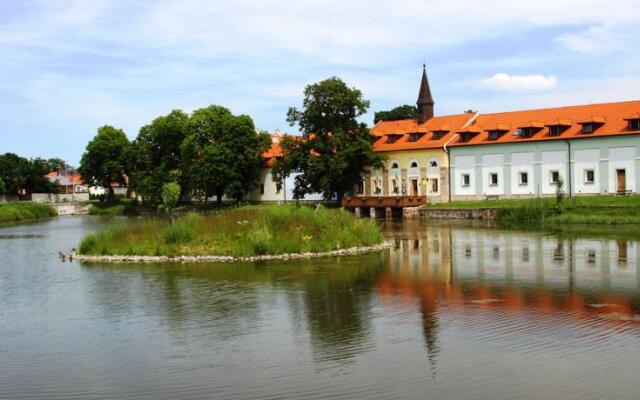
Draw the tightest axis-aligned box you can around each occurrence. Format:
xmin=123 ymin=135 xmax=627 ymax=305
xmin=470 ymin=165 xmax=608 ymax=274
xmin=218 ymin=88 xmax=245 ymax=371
xmin=69 ymin=241 xmax=394 ymax=263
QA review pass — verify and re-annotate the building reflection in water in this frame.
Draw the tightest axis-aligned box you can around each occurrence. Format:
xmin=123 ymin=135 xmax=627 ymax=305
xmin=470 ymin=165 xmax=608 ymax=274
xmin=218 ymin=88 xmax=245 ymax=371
xmin=379 ymin=220 xmax=640 ymax=375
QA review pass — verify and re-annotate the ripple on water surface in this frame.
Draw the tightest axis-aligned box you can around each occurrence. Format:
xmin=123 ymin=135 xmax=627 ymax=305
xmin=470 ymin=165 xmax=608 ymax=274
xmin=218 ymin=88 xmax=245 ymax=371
xmin=1 ymin=217 xmax=640 ymax=399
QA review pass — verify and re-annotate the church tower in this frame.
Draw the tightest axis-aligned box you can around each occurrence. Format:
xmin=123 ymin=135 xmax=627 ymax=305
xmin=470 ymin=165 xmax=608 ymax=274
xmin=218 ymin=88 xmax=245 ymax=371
xmin=416 ymin=64 xmax=434 ymax=124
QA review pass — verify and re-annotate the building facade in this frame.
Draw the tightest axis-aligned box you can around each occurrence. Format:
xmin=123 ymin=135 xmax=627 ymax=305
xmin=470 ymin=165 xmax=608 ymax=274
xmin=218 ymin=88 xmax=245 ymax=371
xmin=345 ymin=66 xmax=640 ymax=206
xmin=449 ymin=103 xmax=640 ymax=200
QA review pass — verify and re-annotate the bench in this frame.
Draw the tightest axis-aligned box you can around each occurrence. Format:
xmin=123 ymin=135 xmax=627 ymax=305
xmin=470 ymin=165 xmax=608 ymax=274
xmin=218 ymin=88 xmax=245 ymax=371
xmin=485 ymin=195 xmax=500 ymax=201
xmin=615 ymin=190 xmax=633 ymax=196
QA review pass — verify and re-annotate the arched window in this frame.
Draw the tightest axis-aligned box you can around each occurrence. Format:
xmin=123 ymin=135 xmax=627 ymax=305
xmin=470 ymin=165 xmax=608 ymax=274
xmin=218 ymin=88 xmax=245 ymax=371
xmin=429 ymin=160 xmax=438 ymax=168
xmin=410 ymin=161 xmax=418 ymax=168
xmin=391 ymin=162 xmax=399 ymax=169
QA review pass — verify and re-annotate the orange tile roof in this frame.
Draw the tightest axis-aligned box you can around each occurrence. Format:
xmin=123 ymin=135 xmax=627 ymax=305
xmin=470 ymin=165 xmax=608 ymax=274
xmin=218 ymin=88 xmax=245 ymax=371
xmin=446 ymin=100 xmax=640 ymax=147
xmin=372 ymin=113 xmax=475 ymax=152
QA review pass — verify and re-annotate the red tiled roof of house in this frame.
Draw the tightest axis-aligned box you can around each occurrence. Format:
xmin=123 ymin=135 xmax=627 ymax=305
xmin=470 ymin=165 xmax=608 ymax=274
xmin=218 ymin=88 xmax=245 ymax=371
xmin=372 ymin=113 xmax=475 ymax=152
xmin=449 ymin=100 xmax=640 ymax=147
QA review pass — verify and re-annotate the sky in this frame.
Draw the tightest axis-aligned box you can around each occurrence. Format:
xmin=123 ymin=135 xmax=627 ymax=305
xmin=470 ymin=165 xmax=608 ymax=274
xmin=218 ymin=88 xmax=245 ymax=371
xmin=1 ymin=0 xmax=640 ymax=166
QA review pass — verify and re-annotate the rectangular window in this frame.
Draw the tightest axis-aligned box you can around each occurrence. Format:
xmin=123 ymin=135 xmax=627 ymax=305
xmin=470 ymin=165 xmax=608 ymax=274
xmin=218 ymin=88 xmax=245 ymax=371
xmin=488 ymin=131 xmax=499 ymax=141
xmin=519 ymin=172 xmax=528 ymax=185
xmin=585 ymin=169 xmax=595 ymax=184
xmin=548 ymin=126 xmax=561 ymax=136
xmin=629 ymin=119 xmax=640 ymax=131
xmin=489 ymin=173 xmax=498 ymax=186
xmin=461 ymin=174 xmax=470 ymax=187
xmin=431 ymin=179 xmax=439 ymax=193
xmin=432 ymin=131 xmax=445 ymax=140
xmin=260 ymin=184 xmax=265 ymax=195
xmin=460 ymin=133 xmax=473 ymax=143
xmin=582 ymin=124 xmax=594 ymax=134
xmin=520 ymin=128 xmax=533 ymax=138
xmin=408 ymin=133 xmax=420 ymax=142
xmin=386 ymin=135 xmax=400 ymax=144
xmin=550 ymin=170 xmax=560 ymax=184
xmin=356 ymin=180 xmax=364 ymax=195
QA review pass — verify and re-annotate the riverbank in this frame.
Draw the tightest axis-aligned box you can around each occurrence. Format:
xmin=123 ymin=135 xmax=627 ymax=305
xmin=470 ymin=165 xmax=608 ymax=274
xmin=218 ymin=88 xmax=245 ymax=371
xmin=78 ymin=205 xmax=384 ymax=258
xmin=0 ymin=202 xmax=57 ymax=223
xmin=425 ymin=195 xmax=640 ymax=225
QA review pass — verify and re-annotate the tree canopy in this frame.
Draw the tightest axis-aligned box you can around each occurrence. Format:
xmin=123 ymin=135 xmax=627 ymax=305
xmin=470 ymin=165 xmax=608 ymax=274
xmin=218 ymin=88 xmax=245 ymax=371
xmin=131 ymin=110 xmax=189 ymax=206
xmin=0 ymin=153 xmax=59 ymax=195
xmin=181 ymin=105 xmax=271 ymax=204
xmin=78 ymin=125 xmax=131 ymax=199
xmin=373 ymin=104 xmax=417 ymax=123
xmin=273 ymin=77 xmax=384 ymax=203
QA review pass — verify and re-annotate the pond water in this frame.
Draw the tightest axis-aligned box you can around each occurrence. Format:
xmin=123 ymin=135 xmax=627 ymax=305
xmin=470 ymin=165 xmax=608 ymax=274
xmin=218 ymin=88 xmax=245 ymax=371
xmin=1 ymin=216 xmax=640 ymax=400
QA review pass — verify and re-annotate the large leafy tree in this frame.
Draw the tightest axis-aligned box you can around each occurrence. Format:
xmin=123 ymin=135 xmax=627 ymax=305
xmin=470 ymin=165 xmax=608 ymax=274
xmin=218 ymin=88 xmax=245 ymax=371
xmin=0 ymin=153 xmax=57 ymax=195
xmin=181 ymin=105 xmax=271 ymax=204
xmin=78 ymin=125 xmax=131 ymax=199
xmin=373 ymin=104 xmax=417 ymax=123
xmin=131 ymin=110 xmax=189 ymax=206
xmin=273 ymin=77 xmax=384 ymax=204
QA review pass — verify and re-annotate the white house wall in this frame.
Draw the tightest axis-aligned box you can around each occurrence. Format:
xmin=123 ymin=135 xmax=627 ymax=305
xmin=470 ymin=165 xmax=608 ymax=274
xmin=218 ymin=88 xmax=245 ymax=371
xmin=450 ymin=136 xmax=640 ymax=200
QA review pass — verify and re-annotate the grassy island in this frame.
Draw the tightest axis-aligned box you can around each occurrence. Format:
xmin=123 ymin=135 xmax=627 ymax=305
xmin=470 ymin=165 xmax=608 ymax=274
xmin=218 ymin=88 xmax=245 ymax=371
xmin=0 ymin=202 xmax=57 ymax=224
xmin=79 ymin=205 xmax=383 ymax=257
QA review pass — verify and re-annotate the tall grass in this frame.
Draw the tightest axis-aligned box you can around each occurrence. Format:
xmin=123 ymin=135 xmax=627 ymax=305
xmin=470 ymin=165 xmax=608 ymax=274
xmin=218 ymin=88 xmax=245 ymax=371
xmin=0 ymin=202 xmax=57 ymax=223
xmin=88 ymin=199 xmax=138 ymax=216
xmin=78 ymin=205 xmax=383 ymax=257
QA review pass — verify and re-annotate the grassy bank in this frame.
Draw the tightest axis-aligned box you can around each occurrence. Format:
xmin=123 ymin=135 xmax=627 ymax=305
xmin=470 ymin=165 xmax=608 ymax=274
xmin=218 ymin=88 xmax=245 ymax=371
xmin=88 ymin=199 xmax=138 ymax=216
xmin=0 ymin=202 xmax=57 ymax=223
xmin=427 ymin=195 xmax=640 ymax=225
xmin=79 ymin=205 xmax=383 ymax=257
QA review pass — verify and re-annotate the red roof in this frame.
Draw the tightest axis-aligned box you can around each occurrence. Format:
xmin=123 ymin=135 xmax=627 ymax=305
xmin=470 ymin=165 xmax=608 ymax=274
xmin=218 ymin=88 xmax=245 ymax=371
xmin=372 ymin=113 xmax=475 ymax=152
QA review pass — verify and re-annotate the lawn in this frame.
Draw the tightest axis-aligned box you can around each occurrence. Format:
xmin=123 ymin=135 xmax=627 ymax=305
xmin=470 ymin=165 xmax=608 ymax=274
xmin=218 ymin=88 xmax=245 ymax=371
xmin=426 ymin=195 xmax=640 ymax=225
xmin=0 ymin=202 xmax=57 ymax=223
xmin=79 ymin=204 xmax=383 ymax=257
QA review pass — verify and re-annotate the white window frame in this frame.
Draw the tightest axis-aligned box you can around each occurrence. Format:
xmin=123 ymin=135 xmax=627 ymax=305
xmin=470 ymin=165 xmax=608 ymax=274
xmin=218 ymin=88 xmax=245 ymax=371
xmin=584 ymin=169 xmax=595 ymax=184
xmin=489 ymin=173 xmax=498 ymax=187
xmin=518 ymin=171 xmax=528 ymax=186
xmin=550 ymin=170 xmax=560 ymax=184
xmin=461 ymin=174 xmax=470 ymax=187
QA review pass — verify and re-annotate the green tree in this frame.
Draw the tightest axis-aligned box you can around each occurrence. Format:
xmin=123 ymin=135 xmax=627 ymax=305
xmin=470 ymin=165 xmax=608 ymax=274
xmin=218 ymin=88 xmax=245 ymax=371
xmin=132 ymin=110 xmax=189 ymax=206
xmin=78 ymin=126 xmax=131 ymax=200
xmin=374 ymin=104 xmax=417 ymax=123
xmin=0 ymin=179 xmax=5 ymax=196
xmin=0 ymin=153 xmax=57 ymax=195
xmin=45 ymin=158 xmax=71 ymax=172
xmin=273 ymin=77 xmax=384 ymax=204
xmin=160 ymin=171 xmax=182 ymax=219
xmin=182 ymin=105 xmax=270 ymax=205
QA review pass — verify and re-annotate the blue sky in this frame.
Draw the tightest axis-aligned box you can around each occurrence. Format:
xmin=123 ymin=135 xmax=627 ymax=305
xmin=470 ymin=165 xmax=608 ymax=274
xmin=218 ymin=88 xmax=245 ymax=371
xmin=2 ymin=0 xmax=640 ymax=166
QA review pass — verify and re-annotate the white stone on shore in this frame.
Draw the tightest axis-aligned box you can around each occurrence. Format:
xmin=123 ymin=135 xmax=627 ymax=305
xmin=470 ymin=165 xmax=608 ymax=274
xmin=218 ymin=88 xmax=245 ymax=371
xmin=69 ymin=241 xmax=394 ymax=264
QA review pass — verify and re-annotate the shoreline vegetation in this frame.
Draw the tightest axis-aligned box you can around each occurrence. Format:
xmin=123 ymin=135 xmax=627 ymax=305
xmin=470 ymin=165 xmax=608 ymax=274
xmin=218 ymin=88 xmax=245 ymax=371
xmin=78 ymin=205 xmax=385 ymax=259
xmin=0 ymin=202 xmax=56 ymax=224
xmin=426 ymin=195 xmax=640 ymax=225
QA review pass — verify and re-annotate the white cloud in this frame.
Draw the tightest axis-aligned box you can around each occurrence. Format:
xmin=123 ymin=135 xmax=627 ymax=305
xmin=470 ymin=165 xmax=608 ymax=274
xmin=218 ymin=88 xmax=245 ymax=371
xmin=555 ymin=26 xmax=625 ymax=55
xmin=480 ymin=73 xmax=558 ymax=92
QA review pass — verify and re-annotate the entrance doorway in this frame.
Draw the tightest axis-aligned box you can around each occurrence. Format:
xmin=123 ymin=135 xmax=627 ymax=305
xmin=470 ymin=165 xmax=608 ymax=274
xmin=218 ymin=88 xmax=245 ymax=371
xmin=617 ymin=169 xmax=626 ymax=193
xmin=411 ymin=179 xmax=419 ymax=197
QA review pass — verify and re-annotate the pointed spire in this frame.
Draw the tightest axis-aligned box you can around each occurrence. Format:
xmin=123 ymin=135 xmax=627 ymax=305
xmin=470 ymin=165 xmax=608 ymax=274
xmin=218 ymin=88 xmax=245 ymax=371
xmin=417 ymin=64 xmax=434 ymax=124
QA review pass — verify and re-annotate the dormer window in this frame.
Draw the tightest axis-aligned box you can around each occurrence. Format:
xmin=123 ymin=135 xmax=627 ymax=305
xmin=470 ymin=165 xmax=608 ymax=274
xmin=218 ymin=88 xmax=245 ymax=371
xmin=408 ymin=132 xmax=424 ymax=142
xmin=548 ymin=125 xmax=566 ymax=137
xmin=487 ymin=130 xmax=505 ymax=141
xmin=628 ymin=119 xmax=640 ymax=131
xmin=460 ymin=133 xmax=474 ymax=143
xmin=518 ymin=127 xmax=536 ymax=138
xmin=578 ymin=117 xmax=605 ymax=134
xmin=582 ymin=123 xmax=595 ymax=134
xmin=432 ymin=131 xmax=446 ymax=140
xmin=386 ymin=134 xmax=402 ymax=144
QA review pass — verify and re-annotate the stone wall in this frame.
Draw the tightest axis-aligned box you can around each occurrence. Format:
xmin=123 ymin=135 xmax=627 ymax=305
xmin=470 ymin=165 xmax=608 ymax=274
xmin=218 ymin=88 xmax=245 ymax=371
xmin=32 ymin=193 xmax=90 ymax=203
xmin=420 ymin=207 xmax=497 ymax=221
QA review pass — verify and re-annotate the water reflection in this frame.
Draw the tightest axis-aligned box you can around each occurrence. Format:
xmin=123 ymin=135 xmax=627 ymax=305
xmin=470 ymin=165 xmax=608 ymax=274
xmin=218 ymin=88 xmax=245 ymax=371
xmin=4 ymin=216 xmax=640 ymax=400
